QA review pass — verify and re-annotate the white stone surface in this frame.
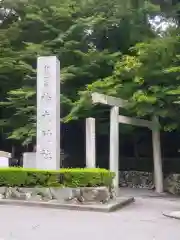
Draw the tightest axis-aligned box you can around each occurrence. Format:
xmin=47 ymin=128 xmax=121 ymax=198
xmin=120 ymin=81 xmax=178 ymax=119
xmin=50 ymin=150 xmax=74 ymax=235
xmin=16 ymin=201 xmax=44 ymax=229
xmin=86 ymin=118 xmax=96 ymax=168
xmin=23 ymin=152 xmax=36 ymax=169
xmin=0 ymin=151 xmax=11 ymax=158
xmin=36 ymin=56 xmax=60 ymax=170
xmin=0 ymin=157 xmax=9 ymax=167
xmin=110 ymin=106 xmax=119 ymax=189
xmin=164 ymin=211 xmax=180 ymax=219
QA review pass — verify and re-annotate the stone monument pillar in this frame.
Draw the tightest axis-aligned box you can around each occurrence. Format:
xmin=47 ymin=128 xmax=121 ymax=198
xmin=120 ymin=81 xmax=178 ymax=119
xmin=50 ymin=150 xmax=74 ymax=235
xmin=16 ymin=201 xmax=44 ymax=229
xmin=36 ymin=56 xmax=60 ymax=170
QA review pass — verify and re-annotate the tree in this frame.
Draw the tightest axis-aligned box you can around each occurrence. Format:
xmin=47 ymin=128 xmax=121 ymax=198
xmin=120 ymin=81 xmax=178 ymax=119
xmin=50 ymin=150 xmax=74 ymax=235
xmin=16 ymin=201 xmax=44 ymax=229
xmin=0 ymin=0 xmax=160 ymax=144
xmin=77 ymin=31 xmax=180 ymax=132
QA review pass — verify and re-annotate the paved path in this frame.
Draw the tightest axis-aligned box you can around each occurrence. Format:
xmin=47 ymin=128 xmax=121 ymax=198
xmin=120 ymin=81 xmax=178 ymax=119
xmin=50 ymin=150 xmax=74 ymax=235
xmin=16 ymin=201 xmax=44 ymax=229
xmin=0 ymin=197 xmax=179 ymax=240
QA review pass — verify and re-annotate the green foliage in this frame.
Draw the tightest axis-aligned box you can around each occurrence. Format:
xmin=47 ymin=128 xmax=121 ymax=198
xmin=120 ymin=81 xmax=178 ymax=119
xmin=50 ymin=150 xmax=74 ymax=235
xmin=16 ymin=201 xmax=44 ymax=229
xmin=75 ymin=33 xmax=180 ymax=131
xmin=0 ymin=0 xmax=160 ymax=143
xmin=0 ymin=0 xmax=180 ymax=144
xmin=0 ymin=167 xmax=115 ymax=188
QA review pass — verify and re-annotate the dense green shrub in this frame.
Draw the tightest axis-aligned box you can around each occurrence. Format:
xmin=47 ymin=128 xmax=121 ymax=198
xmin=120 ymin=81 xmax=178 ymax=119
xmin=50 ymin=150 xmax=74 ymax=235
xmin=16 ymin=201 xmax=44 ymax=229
xmin=0 ymin=168 xmax=115 ymax=188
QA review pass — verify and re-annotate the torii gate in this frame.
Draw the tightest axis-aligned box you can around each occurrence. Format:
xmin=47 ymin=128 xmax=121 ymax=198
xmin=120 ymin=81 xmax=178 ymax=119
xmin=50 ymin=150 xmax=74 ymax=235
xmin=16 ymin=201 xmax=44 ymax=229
xmin=85 ymin=92 xmax=163 ymax=193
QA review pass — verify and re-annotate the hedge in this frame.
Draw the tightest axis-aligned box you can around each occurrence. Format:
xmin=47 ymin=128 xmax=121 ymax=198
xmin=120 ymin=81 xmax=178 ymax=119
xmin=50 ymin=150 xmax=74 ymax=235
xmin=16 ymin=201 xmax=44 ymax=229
xmin=0 ymin=168 xmax=115 ymax=188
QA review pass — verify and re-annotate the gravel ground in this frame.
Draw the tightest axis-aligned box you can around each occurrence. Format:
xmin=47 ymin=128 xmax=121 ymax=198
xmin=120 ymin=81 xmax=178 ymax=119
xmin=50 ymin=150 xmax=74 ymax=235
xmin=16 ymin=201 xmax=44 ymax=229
xmin=0 ymin=196 xmax=179 ymax=240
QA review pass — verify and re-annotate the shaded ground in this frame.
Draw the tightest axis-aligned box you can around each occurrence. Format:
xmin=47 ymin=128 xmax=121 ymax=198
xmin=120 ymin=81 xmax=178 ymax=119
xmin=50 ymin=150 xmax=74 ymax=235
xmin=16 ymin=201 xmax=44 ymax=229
xmin=0 ymin=193 xmax=179 ymax=240
xmin=119 ymin=187 xmax=174 ymax=198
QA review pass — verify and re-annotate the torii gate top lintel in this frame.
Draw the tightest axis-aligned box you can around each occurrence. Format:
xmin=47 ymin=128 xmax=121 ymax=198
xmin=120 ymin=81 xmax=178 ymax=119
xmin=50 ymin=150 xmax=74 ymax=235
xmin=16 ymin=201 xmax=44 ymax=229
xmin=91 ymin=92 xmax=128 ymax=108
xmin=91 ymin=92 xmax=159 ymax=129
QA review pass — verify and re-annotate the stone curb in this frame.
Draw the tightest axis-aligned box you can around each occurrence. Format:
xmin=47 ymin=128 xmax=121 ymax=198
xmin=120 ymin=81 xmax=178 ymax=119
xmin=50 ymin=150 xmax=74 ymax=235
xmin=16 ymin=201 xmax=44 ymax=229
xmin=0 ymin=197 xmax=134 ymax=213
xmin=163 ymin=211 xmax=180 ymax=220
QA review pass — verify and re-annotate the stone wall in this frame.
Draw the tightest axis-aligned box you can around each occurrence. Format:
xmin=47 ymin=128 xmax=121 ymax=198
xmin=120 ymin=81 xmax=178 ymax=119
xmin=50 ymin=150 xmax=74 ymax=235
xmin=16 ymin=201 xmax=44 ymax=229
xmin=119 ymin=171 xmax=154 ymax=189
xmin=164 ymin=174 xmax=180 ymax=195
xmin=119 ymin=171 xmax=180 ymax=195
xmin=0 ymin=186 xmax=114 ymax=204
